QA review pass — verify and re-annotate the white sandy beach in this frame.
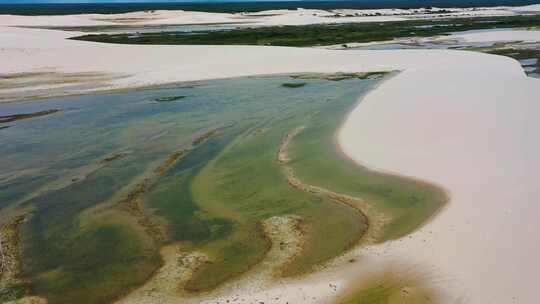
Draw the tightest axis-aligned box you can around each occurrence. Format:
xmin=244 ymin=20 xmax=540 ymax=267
xmin=339 ymin=48 xmax=540 ymax=304
xmin=1 ymin=9 xmax=540 ymax=303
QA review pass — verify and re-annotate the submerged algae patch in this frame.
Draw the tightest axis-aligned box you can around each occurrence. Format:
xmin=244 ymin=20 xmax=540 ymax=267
xmin=19 ymin=165 xmax=161 ymax=304
xmin=338 ymin=268 xmax=440 ymax=304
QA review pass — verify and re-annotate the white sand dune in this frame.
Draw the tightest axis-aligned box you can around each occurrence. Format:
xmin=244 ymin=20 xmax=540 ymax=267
xmin=453 ymin=29 xmax=540 ymax=43
xmin=1 ymin=17 xmax=540 ymax=303
xmin=511 ymin=3 xmax=540 ymax=12
xmin=340 ymin=55 xmax=540 ymax=304
xmin=1 ymin=4 xmax=540 ymax=28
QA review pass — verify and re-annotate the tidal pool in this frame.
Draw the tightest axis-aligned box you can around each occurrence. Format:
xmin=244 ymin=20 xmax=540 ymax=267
xmin=0 ymin=74 xmax=446 ymax=304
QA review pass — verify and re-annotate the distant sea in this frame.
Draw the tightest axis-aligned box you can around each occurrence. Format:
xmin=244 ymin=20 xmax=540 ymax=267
xmin=0 ymin=0 xmax=539 ymax=15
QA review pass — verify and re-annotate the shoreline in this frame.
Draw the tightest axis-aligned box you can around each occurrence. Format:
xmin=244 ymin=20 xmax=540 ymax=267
xmin=0 ymin=72 xmax=382 ymax=104
xmin=334 ymin=72 xmax=451 ymax=234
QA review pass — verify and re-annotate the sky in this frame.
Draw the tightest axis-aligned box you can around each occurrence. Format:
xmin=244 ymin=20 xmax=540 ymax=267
xmin=1 ymin=0 xmax=298 ymax=3
xmin=0 ymin=0 xmax=297 ymax=3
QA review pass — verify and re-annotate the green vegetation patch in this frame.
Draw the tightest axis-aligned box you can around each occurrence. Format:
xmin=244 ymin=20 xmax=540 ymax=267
xmin=154 ymin=95 xmax=187 ymax=102
xmin=281 ymin=82 xmax=307 ymax=88
xmin=71 ymin=15 xmax=540 ymax=47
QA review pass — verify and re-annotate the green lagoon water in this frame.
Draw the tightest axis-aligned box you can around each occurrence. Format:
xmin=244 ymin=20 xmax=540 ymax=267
xmin=0 ymin=75 xmax=445 ymax=303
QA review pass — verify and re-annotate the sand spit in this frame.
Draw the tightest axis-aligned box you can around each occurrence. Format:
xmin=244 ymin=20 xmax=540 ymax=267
xmin=1 ymin=16 xmax=540 ymax=303
xmin=0 ymin=71 xmax=127 ymax=103
xmin=277 ymin=126 xmax=388 ymax=245
xmin=452 ymin=29 xmax=540 ymax=43
xmin=0 ymin=215 xmax=48 ymax=304
xmin=115 ymin=246 xmax=209 ymax=304
xmin=0 ymin=216 xmax=25 ymax=287
xmin=116 ymin=215 xmax=305 ymax=304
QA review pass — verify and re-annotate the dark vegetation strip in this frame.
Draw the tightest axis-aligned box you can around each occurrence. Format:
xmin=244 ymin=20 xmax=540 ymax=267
xmin=0 ymin=109 xmax=61 ymax=124
xmin=281 ymin=82 xmax=307 ymax=88
xmin=71 ymin=15 xmax=540 ymax=47
xmin=155 ymin=95 xmax=187 ymax=103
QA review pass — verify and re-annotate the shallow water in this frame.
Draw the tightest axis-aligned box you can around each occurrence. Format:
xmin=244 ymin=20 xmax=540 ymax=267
xmin=0 ymin=75 xmax=380 ymax=303
xmin=0 ymin=74 xmax=448 ymax=303
xmin=519 ymin=58 xmax=538 ymax=66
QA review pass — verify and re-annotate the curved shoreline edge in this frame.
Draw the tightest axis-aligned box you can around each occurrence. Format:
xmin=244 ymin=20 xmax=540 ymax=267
xmin=335 ymin=72 xmax=451 ymax=231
